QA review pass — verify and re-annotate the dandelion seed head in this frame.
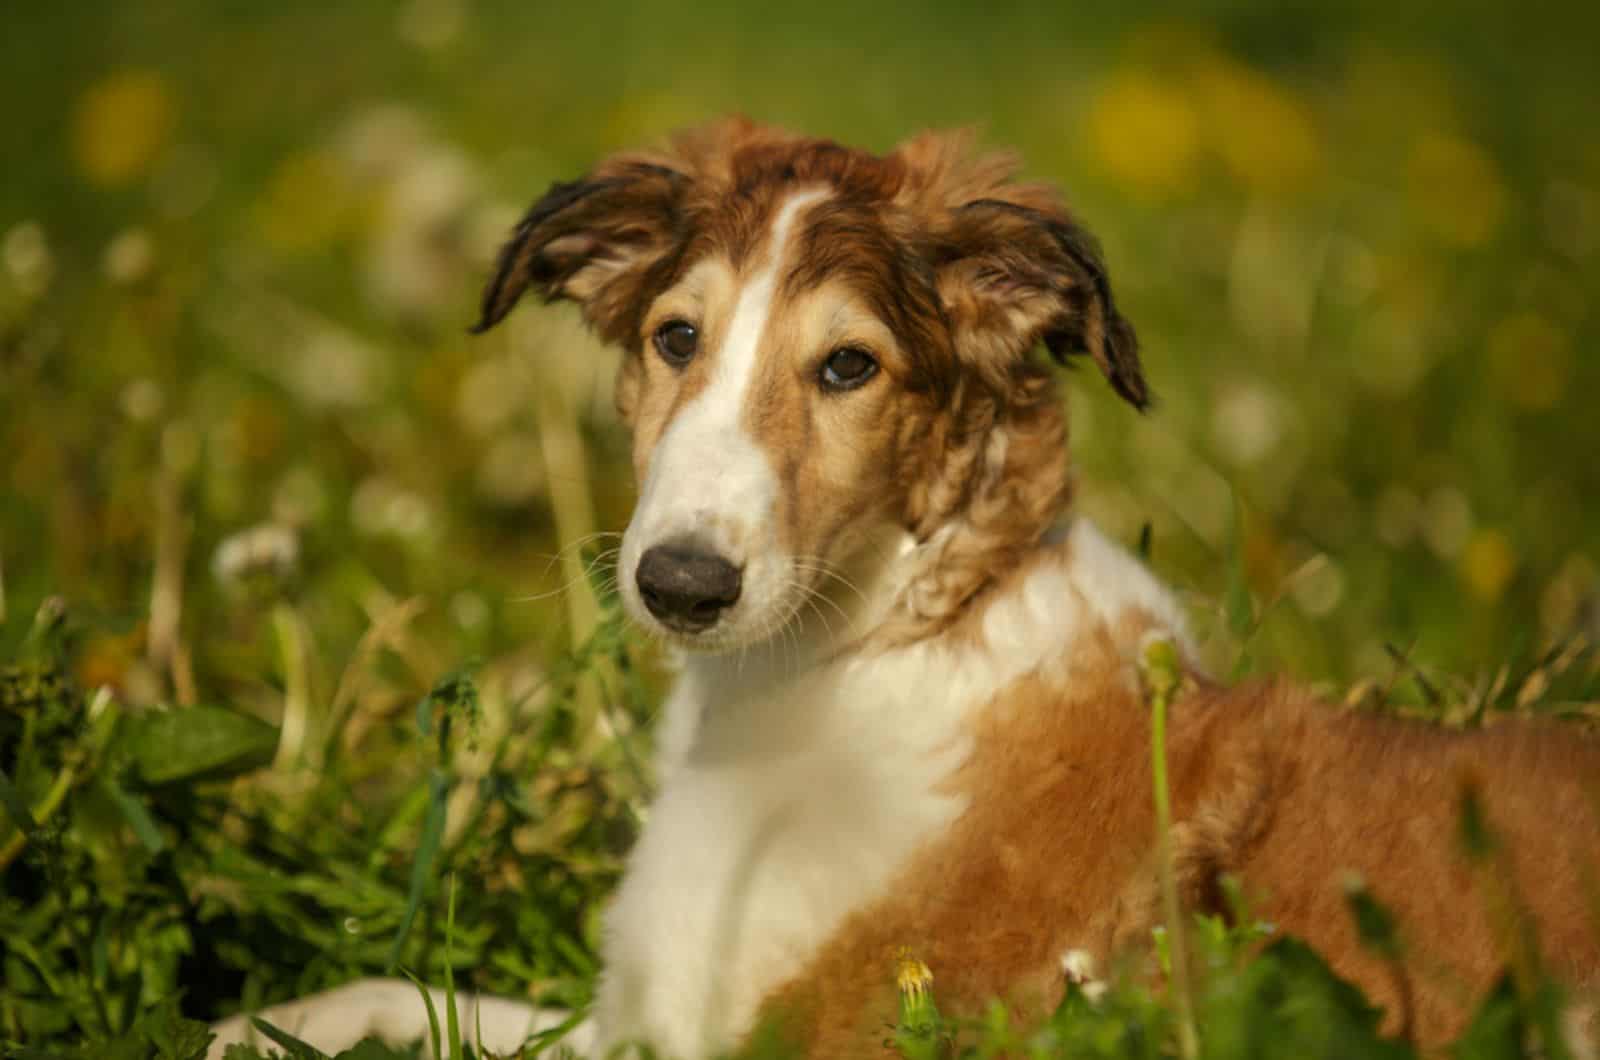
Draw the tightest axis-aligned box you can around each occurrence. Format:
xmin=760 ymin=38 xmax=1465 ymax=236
xmin=213 ymin=524 xmax=300 ymax=586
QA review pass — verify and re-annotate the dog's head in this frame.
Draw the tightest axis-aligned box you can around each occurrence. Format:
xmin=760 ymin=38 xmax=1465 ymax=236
xmin=475 ymin=119 xmax=1145 ymax=650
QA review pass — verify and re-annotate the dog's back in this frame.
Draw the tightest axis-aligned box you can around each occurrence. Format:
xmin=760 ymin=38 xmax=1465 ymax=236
xmin=1176 ymin=683 xmax=1600 ymax=1042
xmin=742 ymin=618 xmax=1600 ymax=1055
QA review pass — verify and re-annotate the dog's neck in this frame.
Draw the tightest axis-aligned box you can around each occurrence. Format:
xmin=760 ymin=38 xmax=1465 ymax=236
xmin=887 ymin=383 xmax=1074 ymax=646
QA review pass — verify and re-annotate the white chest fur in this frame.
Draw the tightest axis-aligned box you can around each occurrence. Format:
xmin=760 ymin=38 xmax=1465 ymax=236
xmin=591 ymin=520 xmax=1188 ymax=1057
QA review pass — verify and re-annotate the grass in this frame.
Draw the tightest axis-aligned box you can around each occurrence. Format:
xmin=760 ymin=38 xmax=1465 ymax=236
xmin=2 ymin=1 xmax=1599 ymax=1056
xmin=6 ymin=589 xmax=1592 ymax=1059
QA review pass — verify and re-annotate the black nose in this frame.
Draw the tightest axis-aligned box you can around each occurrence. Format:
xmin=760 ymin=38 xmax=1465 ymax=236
xmin=635 ymin=544 xmax=743 ymax=632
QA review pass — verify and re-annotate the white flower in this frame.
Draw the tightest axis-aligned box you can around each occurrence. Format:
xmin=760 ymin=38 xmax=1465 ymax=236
xmin=1211 ymin=380 xmax=1285 ymax=466
xmin=337 ymin=104 xmax=429 ymax=181
xmin=3 ymin=221 xmax=52 ymax=297
xmin=1289 ymin=554 xmax=1346 ymax=617
xmin=289 ymin=329 xmax=383 ymax=409
xmin=1060 ymin=949 xmax=1108 ymax=1002
xmin=476 ymin=433 xmax=546 ymax=506
xmin=367 ymin=147 xmax=478 ymax=317
xmin=213 ymin=524 xmax=300 ymax=585
xmin=121 ymin=378 xmax=163 ymax=422
xmin=456 ymin=353 xmax=530 ymax=437
xmin=450 ymin=591 xmax=489 ymax=631
xmin=351 ymin=477 xmax=433 ymax=539
xmin=104 ymin=228 xmax=155 ymax=285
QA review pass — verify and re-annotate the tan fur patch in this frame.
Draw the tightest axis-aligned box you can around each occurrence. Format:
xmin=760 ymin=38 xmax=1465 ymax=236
xmin=755 ymin=620 xmax=1166 ymax=1057
xmin=758 ymin=663 xmax=1600 ymax=1056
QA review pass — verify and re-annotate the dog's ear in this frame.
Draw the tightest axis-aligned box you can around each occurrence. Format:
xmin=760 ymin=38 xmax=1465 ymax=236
xmin=932 ymin=199 xmax=1147 ymax=409
xmin=473 ymin=160 xmax=688 ymax=346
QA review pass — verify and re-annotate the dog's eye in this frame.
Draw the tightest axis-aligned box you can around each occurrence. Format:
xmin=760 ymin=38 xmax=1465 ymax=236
xmin=653 ymin=320 xmax=699 ymax=366
xmin=819 ymin=347 xmax=878 ymax=391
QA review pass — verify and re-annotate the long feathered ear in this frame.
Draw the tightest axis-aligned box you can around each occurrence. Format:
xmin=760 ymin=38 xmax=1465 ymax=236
xmin=472 ymin=160 xmax=688 ymax=346
xmin=932 ymin=198 xmax=1147 ymax=410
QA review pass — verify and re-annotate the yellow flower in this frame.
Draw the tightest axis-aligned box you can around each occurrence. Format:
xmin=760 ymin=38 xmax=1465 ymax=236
xmin=1085 ymin=71 xmax=1201 ymax=199
xmin=256 ymin=151 xmax=356 ymax=252
xmin=72 ymin=70 xmax=176 ymax=186
xmin=1461 ymin=529 xmax=1517 ymax=603
xmin=895 ymin=947 xmax=934 ymax=1003
xmin=893 ymin=947 xmax=943 ymax=1045
xmin=1193 ymin=55 xmax=1323 ymax=196
xmin=1407 ymin=133 xmax=1507 ymax=247
xmin=1485 ymin=312 xmax=1571 ymax=410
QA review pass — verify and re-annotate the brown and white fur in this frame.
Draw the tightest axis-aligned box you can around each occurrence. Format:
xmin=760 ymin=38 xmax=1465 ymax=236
xmin=210 ymin=119 xmax=1600 ymax=1058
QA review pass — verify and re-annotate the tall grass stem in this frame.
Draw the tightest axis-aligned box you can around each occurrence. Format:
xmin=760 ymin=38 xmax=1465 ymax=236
xmin=1144 ymin=638 xmax=1199 ymax=1060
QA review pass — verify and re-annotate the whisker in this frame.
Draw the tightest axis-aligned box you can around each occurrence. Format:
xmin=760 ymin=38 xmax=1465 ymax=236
xmin=790 ymin=556 xmax=868 ymax=608
xmin=510 ymin=547 xmax=622 ymax=603
xmin=798 ymin=593 xmax=837 ymax=643
xmin=526 ymin=531 xmax=624 ymax=575
xmin=794 ymin=579 xmax=851 ymax=626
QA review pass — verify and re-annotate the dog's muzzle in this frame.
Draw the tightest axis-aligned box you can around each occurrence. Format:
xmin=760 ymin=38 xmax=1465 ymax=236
xmin=635 ymin=541 xmax=743 ymax=633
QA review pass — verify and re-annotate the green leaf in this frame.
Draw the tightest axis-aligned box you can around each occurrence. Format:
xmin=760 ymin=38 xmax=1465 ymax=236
xmin=100 ymin=773 xmax=165 ymax=853
xmin=1451 ymin=974 xmax=1523 ymax=1060
xmin=145 ymin=999 xmax=215 ymax=1060
xmin=64 ymin=997 xmax=217 ymax=1060
xmin=1343 ymin=876 xmax=1404 ymax=961
xmin=124 ymin=706 xmax=279 ymax=786
xmin=1201 ymin=938 xmax=1411 ymax=1060
xmin=251 ymin=1016 xmax=330 ymax=1060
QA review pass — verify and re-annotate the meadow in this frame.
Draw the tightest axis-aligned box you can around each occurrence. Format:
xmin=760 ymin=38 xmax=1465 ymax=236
xmin=2 ymin=1 xmax=1598 ymax=1056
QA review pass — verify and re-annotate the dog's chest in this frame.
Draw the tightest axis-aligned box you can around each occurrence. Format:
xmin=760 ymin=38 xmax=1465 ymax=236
xmin=593 ymin=657 xmax=971 ymax=1058
xmin=591 ymin=521 xmax=1191 ymax=1057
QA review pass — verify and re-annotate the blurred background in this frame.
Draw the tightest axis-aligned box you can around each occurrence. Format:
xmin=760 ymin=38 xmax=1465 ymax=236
xmin=4 ymin=0 xmax=1600 ymax=1042
xmin=6 ymin=0 xmax=1600 ymax=696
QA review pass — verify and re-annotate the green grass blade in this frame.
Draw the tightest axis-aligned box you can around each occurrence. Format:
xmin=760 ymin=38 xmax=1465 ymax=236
xmin=250 ymin=1016 xmax=331 ymax=1059
xmin=445 ymin=873 xmax=462 ymax=1060
xmin=401 ymin=968 xmax=445 ymax=1060
xmin=387 ymin=768 xmax=449 ymax=971
xmin=0 ymin=764 xmax=39 ymax=835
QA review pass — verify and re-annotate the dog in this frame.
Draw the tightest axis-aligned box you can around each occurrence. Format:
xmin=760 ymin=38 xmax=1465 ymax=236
xmin=210 ymin=119 xmax=1600 ymax=1058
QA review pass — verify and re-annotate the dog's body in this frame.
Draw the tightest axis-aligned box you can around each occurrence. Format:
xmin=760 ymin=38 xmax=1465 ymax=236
xmin=209 ymin=120 xmax=1600 ymax=1058
xmin=598 ymin=514 xmax=1600 ymax=1057
xmin=596 ymin=519 xmax=1187 ymax=1056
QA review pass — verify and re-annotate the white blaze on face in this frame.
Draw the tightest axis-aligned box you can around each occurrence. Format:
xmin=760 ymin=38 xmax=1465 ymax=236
xmin=620 ymin=189 xmax=828 ymax=644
